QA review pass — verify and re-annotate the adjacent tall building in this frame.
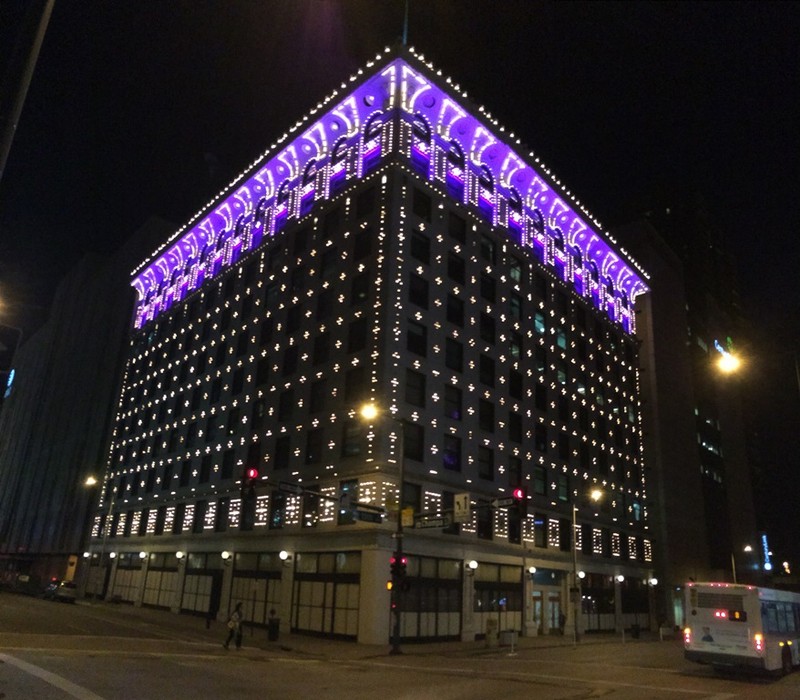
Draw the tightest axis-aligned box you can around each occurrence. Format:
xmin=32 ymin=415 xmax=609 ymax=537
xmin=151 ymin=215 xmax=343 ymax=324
xmin=88 ymin=47 xmax=655 ymax=643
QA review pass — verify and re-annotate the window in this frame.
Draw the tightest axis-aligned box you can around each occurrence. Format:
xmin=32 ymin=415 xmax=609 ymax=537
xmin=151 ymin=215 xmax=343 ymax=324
xmin=305 ymin=428 xmax=323 ymax=464
xmin=509 ymin=412 xmax=522 ymax=443
xmin=256 ymin=356 xmax=270 ymax=386
xmin=278 ymin=389 xmax=294 ymax=421
xmin=446 ymin=294 xmax=464 ymax=326
xmin=509 ymin=256 xmax=524 ymax=283
xmin=412 ymin=187 xmax=432 ymax=221
xmin=323 ymin=208 xmax=341 ymax=240
xmin=231 ymin=367 xmax=244 ymax=396
xmin=478 ymin=446 xmax=494 ymax=480
xmin=199 ymin=454 xmax=212 ymax=483
xmin=290 ymin=266 xmax=306 ymax=294
xmin=313 ymin=332 xmax=330 ymax=365
xmin=404 ymin=422 xmax=424 ymax=461
xmin=356 ymin=186 xmax=376 ymax=218
xmin=310 ymin=379 xmax=327 ymax=413
xmin=445 ymin=338 xmax=463 ymax=371
xmin=286 ymin=305 xmax=301 ymax=333
xmin=509 ymin=369 xmax=522 ymax=399
xmin=316 ymin=289 xmax=333 ymax=320
xmin=558 ymin=433 xmax=570 ymax=459
xmin=444 ymin=385 xmax=462 ymax=420
xmin=479 ymin=399 xmax=494 ymax=432
xmin=260 ymin=318 xmax=274 ymax=346
xmin=235 ymin=333 xmax=248 ymax=358
xmin=210 ymin=377 xmax=221 ymax=404
xmin=226 ymin=408 xmax=240 ymax=436
xmin=407 ymin=320 xmax=427 ymax=357
xmin=344 ymin=366 xmax=366 ymax=403
xmin=447 ymin=253 xmax=465 ymax=284
xmin=443 ymin=435 xmax=461 ymax=471
xmin=293 ymin=227 xmax=310 ymax=256
xmin=282 ymin=346 xmax=298 ymax=376
xmin=320 ymin=247 xmax=338 ymax=278
xmin=557 ymin=474 xmax=569 ymax=502
xmin=409 ymin=273 xmax=429 ymax=309
xmin=510 ymin=331 xmax=522 ymax=359
xmin=341 ymin=421 xmax=362 ymax=457
xmin=480 ymin=234 xmax=496 ymax=264
xmin=534 ymin=273 xmax=548 ymax=301
xmin=534 ymin=312 xmax=546 ymax=335
xmin=410 ymin=230 xmax=430 ymax=264
xmin=179 ymin=460 xmax=191 ymax=488
xmin=347 ymin=318 xmax=367 ymax=353
xmin=535 ymin=424 xmax=547 ymax=452
xmin=351 ymin=273 xmax=369 ymax=304
xmin=480 ymin=313 xmax=495 ymax=343
xmin=405 ymin=369 xmax=426 ymax=407
xmin=448 ymin=212 xmax=466 ymax=242
xmin=214 ymin=344 xmax=226 ymax=367
xmin=535 ymin=346 xmax=547 ymax=373
xmin=533 ymin=466 xmax=546 ymax=495
xmin=510 ymin=293 xmax=522 ymax=319
xmin=353 ymin=228 xmax=372 ymax=261
xmin=533 ymin=384 xmax=547 ymax=411
xmin=274 ymin=435 xmax=290 ymax=469
xmin=480 ymin=273 xmax=496 ymax=303
xmin=508 ymin=455 xmax=522 ymax=484
xmin=479 ymin=354 xmax=495 ymax=386
xmin=221 ymin=449 xmax=236 ymax=479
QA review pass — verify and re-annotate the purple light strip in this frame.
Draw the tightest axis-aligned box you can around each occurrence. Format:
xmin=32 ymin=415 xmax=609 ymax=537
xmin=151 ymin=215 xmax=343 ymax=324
xmin=132 ymin=48 xmax=648 ymax=329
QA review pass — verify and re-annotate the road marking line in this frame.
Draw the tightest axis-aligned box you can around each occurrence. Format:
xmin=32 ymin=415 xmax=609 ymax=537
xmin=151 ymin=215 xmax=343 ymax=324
xmin=0 ymin=653 xmax=106 ymax=700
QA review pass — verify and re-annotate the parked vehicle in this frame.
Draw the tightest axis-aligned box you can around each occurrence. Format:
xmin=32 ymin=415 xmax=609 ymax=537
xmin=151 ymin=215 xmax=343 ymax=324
xmin=43 ymin=579 xmax=77 ymax=603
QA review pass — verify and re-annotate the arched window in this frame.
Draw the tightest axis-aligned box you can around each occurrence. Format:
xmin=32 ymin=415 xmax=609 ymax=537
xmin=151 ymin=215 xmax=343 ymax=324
xmin=411 ymin=113 xmax=431 ymax=141
xmin=446 ymin=139 xmax=465 ymax=168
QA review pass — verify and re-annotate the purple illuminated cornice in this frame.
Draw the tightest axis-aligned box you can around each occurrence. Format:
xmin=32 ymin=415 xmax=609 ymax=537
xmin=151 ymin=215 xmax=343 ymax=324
xmin=131 ymin=46 xmax=648 ymax=328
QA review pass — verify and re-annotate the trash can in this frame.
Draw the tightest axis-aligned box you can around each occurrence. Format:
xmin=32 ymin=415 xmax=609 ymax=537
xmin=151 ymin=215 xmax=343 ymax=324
xmin=268 ymin=617 xmax=280 ymax=641
xmin=499 ymin=630 xmax=517 ymax=647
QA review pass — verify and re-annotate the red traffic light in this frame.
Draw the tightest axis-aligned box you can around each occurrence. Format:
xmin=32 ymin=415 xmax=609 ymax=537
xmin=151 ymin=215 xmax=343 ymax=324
xmin=512 ymin=487 xmax=525 ymax=500
xmin=246 ymin=467 xmax=259 ymax=480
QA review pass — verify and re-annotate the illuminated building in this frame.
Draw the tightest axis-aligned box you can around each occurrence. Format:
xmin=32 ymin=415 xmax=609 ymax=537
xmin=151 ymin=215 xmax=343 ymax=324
xmin=90 ymin=46 xmax=654 ymax=643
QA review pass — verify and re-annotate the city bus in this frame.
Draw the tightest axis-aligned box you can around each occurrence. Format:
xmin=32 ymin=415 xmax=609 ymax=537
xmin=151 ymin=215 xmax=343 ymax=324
xmin=684 ymin=582 xmax=800 ymax=675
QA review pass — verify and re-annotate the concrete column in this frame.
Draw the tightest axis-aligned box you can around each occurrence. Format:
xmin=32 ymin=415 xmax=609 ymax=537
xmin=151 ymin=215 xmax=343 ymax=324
xmin=614 ymin=578 xmax=623 ymax=633
xmin=358 ymin=548 xmax=391 ymax=645
xmin=107 ymin=557 xmax=120 ymax=598
xmin=172 ymin=557 xmax=187 ymax=613
xmin=461 ymin=566 xmax=476 ymax=641
xmin=277 ymin=556 xmax=294 ymax=627
xmin=520 ymin=570 xmax=533 ymax=636
xmin=134 ymin=555 xmax=149 ymax=607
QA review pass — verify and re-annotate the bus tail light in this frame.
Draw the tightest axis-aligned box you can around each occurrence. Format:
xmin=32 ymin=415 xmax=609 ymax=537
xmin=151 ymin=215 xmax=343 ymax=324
xmin=684 ymin=627 xmax=692 ymax=645
xmin=754 ymin=633 xmax=764 ymax=653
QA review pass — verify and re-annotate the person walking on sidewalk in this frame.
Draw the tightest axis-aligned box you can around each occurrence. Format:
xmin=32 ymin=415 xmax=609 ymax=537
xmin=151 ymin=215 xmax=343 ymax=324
xmin=223 ymin=602 xmax=244 ymax=650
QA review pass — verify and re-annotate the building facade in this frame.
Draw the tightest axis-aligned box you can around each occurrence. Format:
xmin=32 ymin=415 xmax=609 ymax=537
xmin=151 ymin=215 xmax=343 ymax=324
xmin=89 ymin=47 xmax=655 ymax=643
xmin=0 ymin=219 xmax=172 ymax=591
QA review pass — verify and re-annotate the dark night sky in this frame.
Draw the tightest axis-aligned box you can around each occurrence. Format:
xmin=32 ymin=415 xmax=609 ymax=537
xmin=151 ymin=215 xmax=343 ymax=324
xmin=1 ymin=1 xmax=799 ymax=561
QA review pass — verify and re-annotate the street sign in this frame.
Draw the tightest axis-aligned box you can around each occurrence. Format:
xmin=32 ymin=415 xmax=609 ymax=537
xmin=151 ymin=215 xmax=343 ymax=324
xmin=278 ymin=481 xmax=304 ymax=495
xmin=356 ymin=509 xmax=384 ymax=523
xmin=453 ymin=492 xmax=470 ymax=523
xmin=415 ymin=515 xmax=452 ymax=529
xmin=491 ymin=496 xmax=515 ymax=509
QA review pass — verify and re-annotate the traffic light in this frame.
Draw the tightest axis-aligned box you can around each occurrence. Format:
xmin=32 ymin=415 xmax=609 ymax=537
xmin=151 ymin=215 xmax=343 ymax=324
xmin=240 ymin=467 xmax=259 ymax=531
xmin=389 ymin=553 xmax=407 ymax=579
xmin=512 ymin=485 xmax=528 ymax=514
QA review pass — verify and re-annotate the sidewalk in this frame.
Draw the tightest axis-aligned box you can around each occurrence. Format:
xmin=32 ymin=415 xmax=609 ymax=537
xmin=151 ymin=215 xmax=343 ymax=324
xmin=84 ymin=600 xmax=678 ymax=661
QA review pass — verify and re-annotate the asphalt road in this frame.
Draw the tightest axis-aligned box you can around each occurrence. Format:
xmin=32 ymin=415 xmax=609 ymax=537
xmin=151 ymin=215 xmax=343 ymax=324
xmin=2 ymin=591 xmax=800 ymax=699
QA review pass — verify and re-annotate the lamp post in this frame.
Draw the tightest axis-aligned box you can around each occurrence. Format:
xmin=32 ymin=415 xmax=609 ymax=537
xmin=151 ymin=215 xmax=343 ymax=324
xmin=571 ymin=488 xmax=603 ymax=645
xmin=86 ymin=476 xmax=114 ymax=600
xmin=360 ymin=403 xmax=405 ymax=655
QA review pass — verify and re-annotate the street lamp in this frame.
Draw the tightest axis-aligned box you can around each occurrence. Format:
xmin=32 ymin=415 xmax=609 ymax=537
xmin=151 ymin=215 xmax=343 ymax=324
xmin=359 ymin=402 xmax=405 ymax=655
xmin=731 ymin=544 xmax=753 ymax=584
xmin=86 ymin=475 xmax=114 ymax=600
xmin=572 ymin=488 xmax=603 ymax=645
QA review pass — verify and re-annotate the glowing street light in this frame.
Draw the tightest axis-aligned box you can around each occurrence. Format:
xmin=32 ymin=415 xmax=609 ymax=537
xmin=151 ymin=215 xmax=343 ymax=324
xmin=572 ymin=488 xmax=604 ymax=645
